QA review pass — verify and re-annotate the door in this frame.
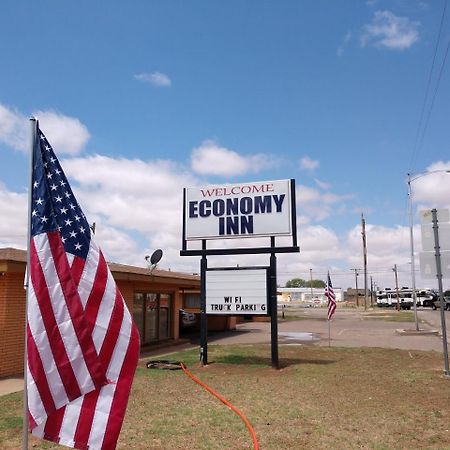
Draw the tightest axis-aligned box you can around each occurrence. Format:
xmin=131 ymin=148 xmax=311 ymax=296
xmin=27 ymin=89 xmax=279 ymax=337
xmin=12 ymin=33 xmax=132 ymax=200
xmin=133 ymin=292 xmax=173 ymax=345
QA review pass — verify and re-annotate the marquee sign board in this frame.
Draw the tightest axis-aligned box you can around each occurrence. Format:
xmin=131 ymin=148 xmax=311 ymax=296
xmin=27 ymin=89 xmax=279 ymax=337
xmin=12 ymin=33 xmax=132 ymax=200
xmin=183 ymin=179 xmax=294 ymax=241
xmin=205 ymin=268 xmax=268 ymax=315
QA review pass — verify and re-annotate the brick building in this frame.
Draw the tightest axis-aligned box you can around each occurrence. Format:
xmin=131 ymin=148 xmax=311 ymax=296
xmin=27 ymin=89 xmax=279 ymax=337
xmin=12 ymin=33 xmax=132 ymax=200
xmin=0 ymin=247 xmax=236 ymax=378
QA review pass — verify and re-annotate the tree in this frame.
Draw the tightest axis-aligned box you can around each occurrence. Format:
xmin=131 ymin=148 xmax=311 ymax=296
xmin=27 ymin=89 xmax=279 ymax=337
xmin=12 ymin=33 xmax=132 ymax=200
xmin=285 ymin=278 xmax=325 ymax=288
xmin=310 ymin=279 xmax=326 ymax=288
xmin=285 ymin=278 xmax=307 ymax=288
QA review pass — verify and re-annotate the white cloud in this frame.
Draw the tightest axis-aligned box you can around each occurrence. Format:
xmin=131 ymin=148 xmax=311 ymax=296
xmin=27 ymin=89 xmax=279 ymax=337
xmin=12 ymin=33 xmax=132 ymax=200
xmin=361 ymin=11 xmax=420 ymax=50
xmin=190 ymin=140 xmax=272 ymax=177
xmin=0 ymin=141 xmax=443 ymax=291
xmin=314 ymin=178 xmax=331 ymax=190
xmin=337 ymin=32 xmax=352 ymax=57
xmin=33 ymin=110 xmax=90 ymax=155
xmin=91 ymin=222 xmax=142 ymax=266
xmin=0 ymin=183 xmax=27 ymax=248
xmin=298 ymin=225 xmax=341 ymax=259
xmin=299 ymin=156 xmax=319 ymax=171
xmin=296 ymin=185 xmax=353 ymax=222
xmin=62 ymin=155 xmax=197 ymax=240
xmin=134 ymin=72 xmax=172 ymax=87
xmin=0 ymin=103 xmax=90 ymax=155
xmin=0 ymin=104 xmax=28 ymax=152
xmin=410 ymin=162 xmax=450 ymax=207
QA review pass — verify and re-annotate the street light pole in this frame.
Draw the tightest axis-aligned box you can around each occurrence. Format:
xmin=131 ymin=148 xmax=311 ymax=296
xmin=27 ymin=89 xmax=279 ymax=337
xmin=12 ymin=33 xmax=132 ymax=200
xmin=407 ymin=174 xmax=419 ymax=330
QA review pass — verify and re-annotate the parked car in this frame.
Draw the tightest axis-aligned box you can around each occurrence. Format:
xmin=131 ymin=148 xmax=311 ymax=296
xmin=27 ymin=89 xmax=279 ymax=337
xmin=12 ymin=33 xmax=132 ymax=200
xmin=179 ymin=309 xmax=196 ymax=327
xmin=431 ymin=296 xmax=450 ymax=311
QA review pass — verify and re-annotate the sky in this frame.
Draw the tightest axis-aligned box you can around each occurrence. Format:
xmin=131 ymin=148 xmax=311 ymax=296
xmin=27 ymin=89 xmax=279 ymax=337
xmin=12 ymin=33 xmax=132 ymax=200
xmin=1 ymin=0 xmax=450 ymax=291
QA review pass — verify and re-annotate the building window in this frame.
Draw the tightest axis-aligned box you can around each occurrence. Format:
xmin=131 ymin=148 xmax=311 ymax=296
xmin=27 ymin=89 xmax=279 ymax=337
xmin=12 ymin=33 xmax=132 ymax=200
xmin=133 ymin=292 xmax=172 ymax=345
xmin=184 ymin=293 xmax=200 ymax=309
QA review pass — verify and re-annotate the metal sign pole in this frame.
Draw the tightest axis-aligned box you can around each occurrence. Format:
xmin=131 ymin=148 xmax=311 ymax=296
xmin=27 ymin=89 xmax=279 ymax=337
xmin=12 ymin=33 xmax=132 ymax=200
xmin=270 ymin=237 xmax=279 ymax=369
xmin=431 ymin=209 xmax=450 ymax=377
xmin=200 ymin=240 xmax=208 ymax=365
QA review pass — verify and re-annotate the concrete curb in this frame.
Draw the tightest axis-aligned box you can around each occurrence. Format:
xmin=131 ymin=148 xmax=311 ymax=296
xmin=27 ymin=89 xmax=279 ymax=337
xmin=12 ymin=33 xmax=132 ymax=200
xmin=0 ymin=378 xmax=23 ymax=396
xmin=395 ymin=328 xmax=440 ymax=336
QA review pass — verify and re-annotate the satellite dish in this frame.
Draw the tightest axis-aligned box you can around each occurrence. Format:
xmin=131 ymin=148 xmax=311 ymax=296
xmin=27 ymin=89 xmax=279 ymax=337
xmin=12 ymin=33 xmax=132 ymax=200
xmin=150 ymin=249 xmax=163 ymax=265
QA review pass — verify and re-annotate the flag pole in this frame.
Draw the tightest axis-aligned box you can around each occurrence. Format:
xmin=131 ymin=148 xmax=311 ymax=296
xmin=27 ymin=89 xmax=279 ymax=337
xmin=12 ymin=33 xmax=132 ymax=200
xmin=23 ymin=117 xmax=37 ymax=450
xmin=328 ymin=318 xmax=331 ymax=347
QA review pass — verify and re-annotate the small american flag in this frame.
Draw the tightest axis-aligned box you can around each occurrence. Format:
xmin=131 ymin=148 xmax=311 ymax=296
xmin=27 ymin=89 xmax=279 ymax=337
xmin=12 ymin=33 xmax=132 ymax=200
xmin=27 ymin=123 xmax=139 ymax=449
xmin=325 ymin=272 xmax=336 ymax=321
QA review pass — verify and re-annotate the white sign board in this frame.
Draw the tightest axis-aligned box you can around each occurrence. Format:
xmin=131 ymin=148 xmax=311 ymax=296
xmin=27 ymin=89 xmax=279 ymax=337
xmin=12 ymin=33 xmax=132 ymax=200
xmin=419 ymin=251 xmax=450 ymax=279
xmin=419 ymin=209 xmax=450 ymax=224
xmin=205 ymin=268 xmax=268 ymax=315
xmin=184 ymin=179 xmax=293 ymax=240
xmin=421 ymin=223 xmax=450 ymax=252
xmin=419 ymin=209 xmax=450 ymax=279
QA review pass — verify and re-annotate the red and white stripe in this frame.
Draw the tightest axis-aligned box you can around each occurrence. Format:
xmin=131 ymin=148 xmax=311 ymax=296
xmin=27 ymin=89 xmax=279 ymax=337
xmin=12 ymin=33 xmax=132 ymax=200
xmin=28 ymin=233 xmax=139 ymax=449
xmin=326 ymin=274 xmax=336 ymax=321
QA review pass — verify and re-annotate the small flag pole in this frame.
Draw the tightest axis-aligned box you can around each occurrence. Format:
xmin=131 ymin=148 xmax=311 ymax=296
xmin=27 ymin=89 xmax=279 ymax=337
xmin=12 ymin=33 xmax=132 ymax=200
xmin=23 ymin=117 xmax=37 ymax=449
xmin=328 ymin=317 xmax=331 ymax=347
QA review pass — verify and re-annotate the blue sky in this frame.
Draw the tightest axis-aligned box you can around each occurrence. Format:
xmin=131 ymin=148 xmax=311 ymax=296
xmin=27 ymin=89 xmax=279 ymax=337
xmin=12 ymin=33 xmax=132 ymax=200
xmin=1 ymin=0 xmax=450 ymax=290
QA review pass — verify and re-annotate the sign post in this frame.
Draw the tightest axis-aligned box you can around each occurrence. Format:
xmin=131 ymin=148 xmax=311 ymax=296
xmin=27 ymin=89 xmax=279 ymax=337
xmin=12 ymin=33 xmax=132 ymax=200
xmin=431 ymin=210 xmax=450 ymax=377
xmin=200 ymin=241 xmax=208 ymax=364
xmin=269 ymin=237 xmax=279 ymax=369
xmin=419 ymin=208 xmax=450 ymax=377
xmin=181 ymin=179 xmax=299 ymax=369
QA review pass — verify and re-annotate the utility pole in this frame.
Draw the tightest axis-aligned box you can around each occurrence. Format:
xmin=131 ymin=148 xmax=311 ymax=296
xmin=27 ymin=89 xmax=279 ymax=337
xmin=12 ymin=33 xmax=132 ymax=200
xmin=393 ymin=264 xmax=400 ymax=311
xmin=351 ymin=269 xmax=360 ymax=307
xmin=361 ymin=213 xmax=368 ymax=311
xmin=370 ymin=276 xmax=374 ymax=307
xmin=309 ymin=268 xmax=314 ymax=301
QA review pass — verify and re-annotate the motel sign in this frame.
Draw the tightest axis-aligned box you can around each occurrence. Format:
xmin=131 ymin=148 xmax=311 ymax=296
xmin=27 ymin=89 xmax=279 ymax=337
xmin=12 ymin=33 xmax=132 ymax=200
xmin=184 ymin=179 xmax=293 ymax=240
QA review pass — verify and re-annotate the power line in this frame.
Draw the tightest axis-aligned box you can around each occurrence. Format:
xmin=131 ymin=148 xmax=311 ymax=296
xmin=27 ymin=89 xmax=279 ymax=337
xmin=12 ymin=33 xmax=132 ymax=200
xmin=415 ymin=31 xmax=450 ymax=162
xmin=410 ymin=0 xmax=448 ymax=172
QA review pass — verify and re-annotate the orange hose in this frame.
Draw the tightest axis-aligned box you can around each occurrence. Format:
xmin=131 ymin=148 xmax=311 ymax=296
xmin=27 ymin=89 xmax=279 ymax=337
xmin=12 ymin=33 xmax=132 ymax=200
xmin=180 ymin=363 xmax=259 ymax=450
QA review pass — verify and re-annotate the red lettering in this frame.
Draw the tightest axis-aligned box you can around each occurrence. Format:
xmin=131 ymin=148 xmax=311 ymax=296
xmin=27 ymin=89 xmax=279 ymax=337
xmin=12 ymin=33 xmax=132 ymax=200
xmin=200 ymin=183 xmax=275 ymax=197
xmin=200 ymin=189 xmax=215 ymax=197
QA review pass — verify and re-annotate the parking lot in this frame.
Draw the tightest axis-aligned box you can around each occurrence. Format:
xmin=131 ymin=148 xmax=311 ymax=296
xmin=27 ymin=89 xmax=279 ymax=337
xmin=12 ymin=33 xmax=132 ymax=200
xmin=208 ymin=306 xmax=450 ymax=353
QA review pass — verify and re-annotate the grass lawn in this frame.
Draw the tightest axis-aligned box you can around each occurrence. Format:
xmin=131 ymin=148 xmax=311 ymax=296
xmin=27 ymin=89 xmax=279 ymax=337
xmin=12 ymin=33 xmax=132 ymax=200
xmin=1 ymin=344 xmax=450 ymax=449
xmin=279 ymin=308 xmax=418 ymax=323
xmin=361 ymin=310 xmax=417 ymax=323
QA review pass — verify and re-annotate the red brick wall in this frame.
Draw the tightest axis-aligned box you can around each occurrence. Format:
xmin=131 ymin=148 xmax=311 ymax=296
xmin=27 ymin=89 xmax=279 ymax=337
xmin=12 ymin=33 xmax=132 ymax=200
xmin=0 ymin=272 xmax=26 ymax=377
xmin=115 ymin=280 xmax=134 ymax=313
xmin=0 ymin=266 xmax=199 ymax=377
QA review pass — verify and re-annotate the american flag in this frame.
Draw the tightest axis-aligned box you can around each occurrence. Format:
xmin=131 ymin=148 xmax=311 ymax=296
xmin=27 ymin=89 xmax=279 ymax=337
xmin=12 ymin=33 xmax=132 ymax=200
xmin=27 ymin=123 xmax=139 ymax=449
xmin=325 ymin=272 xmax=336 ymax=321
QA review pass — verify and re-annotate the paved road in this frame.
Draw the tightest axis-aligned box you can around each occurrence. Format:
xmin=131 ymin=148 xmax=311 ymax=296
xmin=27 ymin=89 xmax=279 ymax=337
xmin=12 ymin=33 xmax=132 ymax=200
xmin=210 ymin=307 xmax=448 ymax=353
xmin=418 ymin=307 xmax=450 ymax=336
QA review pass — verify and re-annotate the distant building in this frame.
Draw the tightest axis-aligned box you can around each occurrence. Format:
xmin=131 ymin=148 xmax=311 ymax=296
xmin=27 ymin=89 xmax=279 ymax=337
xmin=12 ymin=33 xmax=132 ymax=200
xmin=277 ymin=287 xmax=344 ymax=304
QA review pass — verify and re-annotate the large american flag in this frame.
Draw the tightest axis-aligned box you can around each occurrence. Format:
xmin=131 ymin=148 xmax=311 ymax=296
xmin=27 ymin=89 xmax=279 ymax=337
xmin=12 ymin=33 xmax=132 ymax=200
xmin=27 ymin=123 xmax=140 ymax=449
xmin=325 ymin=272 xmax=336 ymax=321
